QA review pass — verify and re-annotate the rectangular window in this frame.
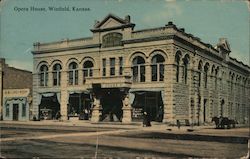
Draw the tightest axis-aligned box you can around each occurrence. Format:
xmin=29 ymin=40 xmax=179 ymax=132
xmin=204 ymin=73 xmax=208 ymax=88
xmin=53 ymin=71 xmax=61 ymax=86
xmin=75 ymin=70 xmax=78 ymax=85
xmin=110 ymin=58 xmax=115 ymax=76
xmin=159 ymin=64 xmax=164 ymax=81
xmin=102 ymin=58 xmax=106 ymax=76
xmin=132 ymin=66 xmax=138 ymax=82
xmin=69 ymin=71 xmax=73 ymax=85
xmin=151 ymin=65 xmax=157 ymax=81
xmin=53 ymin=72 xmax=57 ymax=86
xmin=5 ymin=104 xmax=9 ymax=117
xmin=40 ymin=73 xmax=44 ymax=86
xmin=119 ymin=57 xmax=123 ymax=75
xmin=83 ymin=69 xmax=88 ymax=77
xmin=140 ymin=65 xmax=145 ymax=82
xmin=22 ymin=104 xmax=26 ymax=117
xmin=45 ymin=73 xmax=48 ymax=86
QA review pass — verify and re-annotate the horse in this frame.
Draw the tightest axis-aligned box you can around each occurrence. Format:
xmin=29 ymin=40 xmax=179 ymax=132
xmin=212 ymin=117 xmax=220 ymax=128
xmin=220 ymin=117 xmax=230 ymax=129
xmin=212 ymin=117 xmax=234 ymax=129
xmin=228 ymin=119 xmax=238 ymax=128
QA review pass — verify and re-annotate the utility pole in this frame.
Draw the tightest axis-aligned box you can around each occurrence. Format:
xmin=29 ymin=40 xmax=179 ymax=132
xmin=0 ymin=58 xmax=4 ymax=120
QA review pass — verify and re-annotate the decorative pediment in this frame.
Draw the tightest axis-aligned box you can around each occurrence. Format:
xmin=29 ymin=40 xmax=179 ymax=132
xmin=216 ymin=38 xmax=231 ymax=54
xmin=91 ymin=14 xmax=135 ymax=32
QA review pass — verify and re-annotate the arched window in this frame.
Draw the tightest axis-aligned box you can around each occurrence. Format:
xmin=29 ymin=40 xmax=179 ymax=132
xmin=175 ymin=51 xmax=181 ymax=82
xmin=151 ymin=54 xmax=165 ymax=81
xmin=102 ymin=32 xmax=123 ymax=48
xmin=132 ymin=56 xmax=145 ymax=82
xmin=231 ymin=74 xmax=234 ymax=92
xmin=204 ymin=63 xmax=209 ymax=88
xmin=183 ymin=55 xmax=189 ymax=84
xmin=39 ymin=65 xmax=48 ymax=86
xmin=68 ymin=62 xmax=78 ymax=85
xmin=83 ymin=61 xmax=93 ymax=78
xmin=215 ymin=67 xmax=219 ymax=90
xmin=53 ymin=64 xmax=62 ymax=86
xmin=198 ymin=61 xmax=203 ymax=87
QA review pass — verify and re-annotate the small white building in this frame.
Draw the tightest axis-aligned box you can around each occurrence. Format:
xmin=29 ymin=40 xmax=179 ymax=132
xmin=0 ymin=58 xmax=32 ymax=121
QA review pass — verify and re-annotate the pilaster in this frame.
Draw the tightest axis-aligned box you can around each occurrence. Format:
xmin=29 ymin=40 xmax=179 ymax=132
xmin=91 ymin=95 xmax=102 ymax=122
xmin=122 ymin=94 xmax=132 ymax=123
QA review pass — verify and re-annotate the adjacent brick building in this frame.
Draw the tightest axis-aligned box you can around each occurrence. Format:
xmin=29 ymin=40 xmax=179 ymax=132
xmin=31 ymin=14 xmax=250 ymax=125
xmin=0 ymin=58 xmax=32 ymax=121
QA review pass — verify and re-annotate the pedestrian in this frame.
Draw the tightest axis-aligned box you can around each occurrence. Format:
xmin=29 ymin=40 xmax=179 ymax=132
xmin=84 ymin=108 xmax=89 ymax=120
xmin=177 ymin=120 xmax=181 ymax=129
xmin=146 ymin=113 xmax=151 ymax=127
xmin=143 ymin=112 xmax=147 ymax=127
xmin=55 ymin=111 xmax=61 ymax=120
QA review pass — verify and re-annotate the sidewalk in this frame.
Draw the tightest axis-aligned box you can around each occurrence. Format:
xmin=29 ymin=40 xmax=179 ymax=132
xmin=1 ymin=120 xmax=248 ymax=132
xmin=0 ymin=120 xmax=215 ymax=131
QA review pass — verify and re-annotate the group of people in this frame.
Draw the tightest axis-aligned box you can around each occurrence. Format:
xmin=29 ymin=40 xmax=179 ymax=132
xmin=142 ymin=112 xmax=151 ymax=127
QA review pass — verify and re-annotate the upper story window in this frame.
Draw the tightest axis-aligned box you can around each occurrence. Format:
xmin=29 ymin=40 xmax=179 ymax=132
xmin=204 ymin=63 xmax=209 ymax=88
xmin=110 ymin=58 xmax=116 ymax=76
xmin=40 ymin=65 xmax=48 ymax=87
xmin=68 ymin=62 xmax=78 ymax=85
xmin=83 ymin=61 xmax=93 ymax=78
xmin=151 ymin=54 xmax=165 ymax=81
xmin=198 ymin=61 xmax=203 ymax=87
xmin=132 ymin=56 xmax=145 ymax=82
xmin=215 ymin=67 xmax=219 ymax=90
xmin=183 ymin=55 xmax=189 ymax=84
xmin=102 ymin=58 xmax=106 ymax=76
xmin=175 ymin=51 xmax=181 ymax=82
xmin=119 ymin=57 xmax=123 ymax=75
xmin=53 ymin=63 xmax=62 ymax=86
xmin=102 ymin=32 xmax=123 ymax=48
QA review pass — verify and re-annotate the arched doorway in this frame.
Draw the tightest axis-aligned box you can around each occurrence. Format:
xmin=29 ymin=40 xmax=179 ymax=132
xmin=100 ymin=88 xmax=123 ymax=122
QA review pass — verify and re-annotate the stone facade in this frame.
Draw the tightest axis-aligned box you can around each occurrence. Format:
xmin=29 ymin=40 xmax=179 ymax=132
xmin=31 ymin=14 xmax=250 ymax=125
xmin=0 ymin=58 xmax=32 ymax=121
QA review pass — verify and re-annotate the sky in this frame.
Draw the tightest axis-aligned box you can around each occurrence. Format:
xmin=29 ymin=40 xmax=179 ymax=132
xmin=0 ymin=0 xmax=249 ymax=71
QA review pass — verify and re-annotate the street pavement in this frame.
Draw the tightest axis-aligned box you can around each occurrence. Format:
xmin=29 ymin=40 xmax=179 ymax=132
xmin=0 ymin=120 xmax=249 ymax=158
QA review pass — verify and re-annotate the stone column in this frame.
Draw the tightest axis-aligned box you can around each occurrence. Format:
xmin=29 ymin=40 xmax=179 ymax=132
xmin=91 ymin=95 xmax=102 ymax=122
xmin=48 ymin=71 xmax=53 ymax=87
xmin=145 ymin=63 xmax=151 ymax=82
xmin=32 ymin=73 xmax=40 ymax=119
xmin=0 ymin=62 xmax=3 ymax=119
xmin=60 ymin=70 xmax=68 ymax=120
xmin=115 ymin=57 xmax=119 ymax=76
xmin=79 ymin=68 xmax=83 ymax=85
xmin=163 ymin=64 xmax=174 ymax=124
xmin=122 ymin=94 xmax=132 ymax=123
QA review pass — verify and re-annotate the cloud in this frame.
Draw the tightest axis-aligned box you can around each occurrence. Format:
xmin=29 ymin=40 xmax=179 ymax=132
xmin=142 ymin=0 xmax=182 ymax=25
